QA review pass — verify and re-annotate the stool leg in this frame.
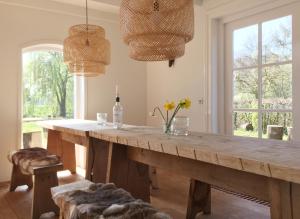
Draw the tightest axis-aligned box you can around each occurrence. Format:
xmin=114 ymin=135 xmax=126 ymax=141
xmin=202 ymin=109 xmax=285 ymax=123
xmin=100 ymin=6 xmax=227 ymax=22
xmin=10 ymin=164 xmax=33 ymax=191
xmin=31 ymin=172 xmax=59 ymax=219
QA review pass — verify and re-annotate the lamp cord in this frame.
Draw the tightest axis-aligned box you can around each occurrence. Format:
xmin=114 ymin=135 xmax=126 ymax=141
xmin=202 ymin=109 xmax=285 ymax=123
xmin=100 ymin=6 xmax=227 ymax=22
xmin=85 ymin=0 xmax=89 ymax=45
xmin=86 ymin=0 xmax=88 ymax=29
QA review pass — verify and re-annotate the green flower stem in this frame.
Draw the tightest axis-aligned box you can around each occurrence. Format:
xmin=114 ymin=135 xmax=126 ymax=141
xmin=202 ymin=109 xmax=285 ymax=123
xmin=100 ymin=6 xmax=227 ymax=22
xmin=166 ymin=104 xmax=181 ymax=132
xmin=166 ymin=110 xmax=169 ymax=125
xmin=152 ymin=106 xmax=166 ymax=123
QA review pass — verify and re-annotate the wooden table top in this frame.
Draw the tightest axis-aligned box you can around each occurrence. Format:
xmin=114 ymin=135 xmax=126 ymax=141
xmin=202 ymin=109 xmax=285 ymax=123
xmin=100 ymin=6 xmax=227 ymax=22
xmin=39 ymin=119 xmax=300 ymax=184
xmin=38 ymin=119 xmax=99 ymax=137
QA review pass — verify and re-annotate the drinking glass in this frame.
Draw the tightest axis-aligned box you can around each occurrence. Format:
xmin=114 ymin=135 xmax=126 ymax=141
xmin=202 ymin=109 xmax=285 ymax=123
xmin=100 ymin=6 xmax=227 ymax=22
xmin=97 ymin=113 xmax=108 ymax=126
xmin=171 ymin=116 xmax=190 ymax=136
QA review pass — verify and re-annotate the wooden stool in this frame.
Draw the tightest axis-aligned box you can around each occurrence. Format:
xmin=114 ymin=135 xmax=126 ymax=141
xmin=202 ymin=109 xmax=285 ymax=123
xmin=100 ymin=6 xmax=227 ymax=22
xmin=51 ymin=180 xmax=172 ymax=219
xmin=267 ymin=125 xmax=284 ymax=140
xmin=8 ymin=147 xmax=63 ymax=219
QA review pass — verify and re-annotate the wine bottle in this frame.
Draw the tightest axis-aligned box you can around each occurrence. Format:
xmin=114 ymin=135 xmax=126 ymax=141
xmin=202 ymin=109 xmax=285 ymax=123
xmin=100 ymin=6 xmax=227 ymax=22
xmin=113 ymin=85 xmax=123 ymax=129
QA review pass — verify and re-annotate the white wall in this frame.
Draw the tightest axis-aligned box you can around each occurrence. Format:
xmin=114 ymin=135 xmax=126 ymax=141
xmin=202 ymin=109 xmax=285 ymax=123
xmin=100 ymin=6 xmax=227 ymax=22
xmin=0 ymin=1 xmax=147 ymax=182
xmin=146 ymin=5 xmax=208 ymax=132
xmin=86 ymin=23 xmax=147 ymax=125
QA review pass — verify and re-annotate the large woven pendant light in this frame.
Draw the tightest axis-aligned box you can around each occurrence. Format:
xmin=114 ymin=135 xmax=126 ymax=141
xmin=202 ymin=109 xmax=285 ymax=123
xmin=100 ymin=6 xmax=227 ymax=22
xmin=120 ymin=0 xmax=194 ymax=62
xmin=64 ymin=0 xmax=110 ymax=76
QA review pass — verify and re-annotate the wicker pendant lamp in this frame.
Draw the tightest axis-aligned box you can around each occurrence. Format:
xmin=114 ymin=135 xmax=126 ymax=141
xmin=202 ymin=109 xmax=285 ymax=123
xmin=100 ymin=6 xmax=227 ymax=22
xmin=64 ymin=0 xmax=110 ymax=76
xmin=120 ymin=0 xmax=194 ymax=62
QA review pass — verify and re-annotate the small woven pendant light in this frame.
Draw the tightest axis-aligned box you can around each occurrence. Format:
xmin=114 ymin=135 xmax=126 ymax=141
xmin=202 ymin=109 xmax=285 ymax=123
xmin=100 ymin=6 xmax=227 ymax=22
xmin=120 ymin=0 xmax=194 ymax=62
xmin=64 ymin=0 xmax=110 ymax=76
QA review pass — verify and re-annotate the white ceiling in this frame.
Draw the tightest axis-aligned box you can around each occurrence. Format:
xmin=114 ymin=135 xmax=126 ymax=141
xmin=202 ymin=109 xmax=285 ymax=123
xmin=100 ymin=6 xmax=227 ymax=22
xmin=50 ymin=0 xmax=203 ymax=14
xmin=92 ymin=0 xmax=121 ymax=6
xmin=50 ymin=0 xmax=120 ymax=13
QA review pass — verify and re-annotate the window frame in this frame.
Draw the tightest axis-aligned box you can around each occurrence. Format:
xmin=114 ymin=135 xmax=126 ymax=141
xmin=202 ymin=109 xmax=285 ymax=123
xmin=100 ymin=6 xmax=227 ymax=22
xmin=224 ymin=5 xmax=298 ymax=139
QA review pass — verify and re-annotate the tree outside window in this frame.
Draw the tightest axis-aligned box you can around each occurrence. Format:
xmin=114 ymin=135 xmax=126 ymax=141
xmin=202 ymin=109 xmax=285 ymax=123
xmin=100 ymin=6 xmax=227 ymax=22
xmin=22 ymin=47 xmax=74 ymax=147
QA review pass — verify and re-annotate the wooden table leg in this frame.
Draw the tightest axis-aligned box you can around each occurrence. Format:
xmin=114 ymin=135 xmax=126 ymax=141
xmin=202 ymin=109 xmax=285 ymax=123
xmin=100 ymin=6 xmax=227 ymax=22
xmin=269 ymin=179 xmax=293 ymax=219
xmin=61 ymin=139 xmax=76 ymax=173
xmin=90 ymin=138 xmax=150 ymax=202
xmin=47 ymin=129 xmax=76 ymax=173
xmin=292 ymin=183 xmax=300 ymax=219
xmin=110 ymin=143 xmax=150 ymax=202
xmin=47 ymin=130 xmax=61 ymax=157
xmin=85 ymin=138 xmax=93 ymax=181
xmin=88 ymin=138 xmax=112 ymax=183
xmin=186 ymin=179 xmax=211 ymax=219
xmin=125 ymin=159 xmax=150 ymax=202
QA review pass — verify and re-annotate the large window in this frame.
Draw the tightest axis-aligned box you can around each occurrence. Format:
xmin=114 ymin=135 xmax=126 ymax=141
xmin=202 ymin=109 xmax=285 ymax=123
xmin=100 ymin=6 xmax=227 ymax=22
xmin=226 ymin=15 xmax=293 ymax=140
xmin=22 ymin=45 xmax=74 ymax=148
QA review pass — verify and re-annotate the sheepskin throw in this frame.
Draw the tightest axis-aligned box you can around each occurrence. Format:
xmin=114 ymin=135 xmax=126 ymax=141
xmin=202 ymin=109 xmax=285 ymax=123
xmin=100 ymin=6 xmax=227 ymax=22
xmin=8 ymin=147 xmax=61 ymax=175
xmin=52 ymin=181 xmax=172 ymax=219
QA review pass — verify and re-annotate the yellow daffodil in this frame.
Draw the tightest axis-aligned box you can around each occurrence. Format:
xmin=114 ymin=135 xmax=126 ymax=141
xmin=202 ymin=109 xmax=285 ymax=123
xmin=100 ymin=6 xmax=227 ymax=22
xmin=184 ymin=98 xmax=192 ymax=109
xmin=179 ymin=98 xmax=192 ymax=109
xmin=164 ymin=101 xmax=175 ymax=111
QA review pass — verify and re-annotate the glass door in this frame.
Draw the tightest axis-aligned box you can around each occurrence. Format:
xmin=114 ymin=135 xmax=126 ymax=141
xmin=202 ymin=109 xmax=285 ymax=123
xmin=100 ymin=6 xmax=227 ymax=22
xmin=224 ymin=3 xmax=300 ymax=140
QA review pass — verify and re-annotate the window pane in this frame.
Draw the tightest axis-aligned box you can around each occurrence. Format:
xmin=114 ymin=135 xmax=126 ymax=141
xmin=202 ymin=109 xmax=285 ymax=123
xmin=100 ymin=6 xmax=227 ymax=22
xmin=233 ymin=111 xmax=258 ymax=138
xmin=233 ymin=68 xmax=258 ymax=109
xmin=233 ymin=24 xmax=258 ymax=68
xmin=262 ymin=112 xmax=292 ymax=141
xmin=262 ymin=64 xmax=292 ymax=110
xmin=262 ymin=15 xmax=292 ymax=64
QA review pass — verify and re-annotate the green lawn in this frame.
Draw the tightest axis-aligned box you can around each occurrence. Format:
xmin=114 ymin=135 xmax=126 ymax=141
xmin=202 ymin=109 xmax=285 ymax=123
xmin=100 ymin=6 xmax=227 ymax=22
xmin=234 ymin=128 xmax=288 ymax=140
xmin=22 ymin=122 xmax=43 ymax=133
xmin=234 ymin=129 xmax=258 ymax=138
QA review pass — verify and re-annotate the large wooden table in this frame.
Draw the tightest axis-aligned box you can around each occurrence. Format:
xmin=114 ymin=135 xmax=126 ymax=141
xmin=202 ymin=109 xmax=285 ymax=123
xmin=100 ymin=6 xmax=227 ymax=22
xmin=40 ymin=119 xmax=300 ymax=219
xmin=39 ymin=120 xmax=98 ymax=173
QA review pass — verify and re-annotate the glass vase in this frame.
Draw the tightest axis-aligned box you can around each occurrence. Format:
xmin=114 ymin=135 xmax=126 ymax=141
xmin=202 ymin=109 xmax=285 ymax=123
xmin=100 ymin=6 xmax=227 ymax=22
xmin=171 ymin=116 xmax=190 ymax=136
xmin=163 ymin=123 xmax=173 ymax=135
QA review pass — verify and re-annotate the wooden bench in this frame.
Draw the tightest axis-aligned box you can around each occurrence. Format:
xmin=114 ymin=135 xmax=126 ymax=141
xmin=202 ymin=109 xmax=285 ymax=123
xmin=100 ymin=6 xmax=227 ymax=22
xmin=8 ymin=147 xmax=63 ymax=219
xmin=51 ymin=180 xmax=172 ymax=219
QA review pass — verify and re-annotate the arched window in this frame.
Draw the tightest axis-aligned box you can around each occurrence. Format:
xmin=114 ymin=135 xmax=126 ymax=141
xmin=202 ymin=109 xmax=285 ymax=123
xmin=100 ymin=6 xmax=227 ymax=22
xmin=22 ymin=44 xmax=75 ymax=148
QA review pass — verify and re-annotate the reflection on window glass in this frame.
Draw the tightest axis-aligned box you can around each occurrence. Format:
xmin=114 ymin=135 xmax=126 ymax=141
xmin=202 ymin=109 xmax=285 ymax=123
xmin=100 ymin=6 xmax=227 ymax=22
xmin=262 ymin=112 xmax=292 ymax=140
xmin=233 ymin=68 xmax=258 ymax=109
xmin=233 ymin=111 xmax=258 ymax=138
xmin=262 ymin=64 xmax=292 ymax=110
xmin=262 ymin=15 xmax=292 ymax=64
xmin=233 ymin=24 xmax=258 ymax=68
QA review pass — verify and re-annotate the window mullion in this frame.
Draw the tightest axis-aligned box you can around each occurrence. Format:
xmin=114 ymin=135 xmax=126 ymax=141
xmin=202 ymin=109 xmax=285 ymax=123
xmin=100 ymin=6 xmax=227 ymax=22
xmin=232 ymin=60 xmax=293 ymax=72
xmin=258 ymin=22 xmax=263 ymax=138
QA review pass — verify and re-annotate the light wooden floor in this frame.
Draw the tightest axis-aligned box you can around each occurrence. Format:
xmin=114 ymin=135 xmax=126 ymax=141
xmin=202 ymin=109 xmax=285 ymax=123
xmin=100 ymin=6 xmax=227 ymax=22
xmin=0 ymin=169 xmax=270 ymax=219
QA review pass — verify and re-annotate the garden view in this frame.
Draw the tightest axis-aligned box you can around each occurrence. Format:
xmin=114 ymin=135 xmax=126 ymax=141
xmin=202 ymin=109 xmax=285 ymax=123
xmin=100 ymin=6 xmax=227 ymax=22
xmin=22 ymin=49 xmax=74 ymax=147
xmin=233 ymin=15 xmax=292 ymax=139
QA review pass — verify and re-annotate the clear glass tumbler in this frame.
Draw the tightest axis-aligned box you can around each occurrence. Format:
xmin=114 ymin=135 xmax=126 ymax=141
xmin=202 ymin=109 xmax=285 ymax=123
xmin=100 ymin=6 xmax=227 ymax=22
xmin=171 ymin=116 xmax=190 ymax=136
xmin=97 ymin=113 xmax=108 ymax=126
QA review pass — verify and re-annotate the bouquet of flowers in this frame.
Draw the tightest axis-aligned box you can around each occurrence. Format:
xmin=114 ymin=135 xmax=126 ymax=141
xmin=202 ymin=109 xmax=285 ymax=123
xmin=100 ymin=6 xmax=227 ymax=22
xmin=151 ymin=98 xmax=191 ymax=134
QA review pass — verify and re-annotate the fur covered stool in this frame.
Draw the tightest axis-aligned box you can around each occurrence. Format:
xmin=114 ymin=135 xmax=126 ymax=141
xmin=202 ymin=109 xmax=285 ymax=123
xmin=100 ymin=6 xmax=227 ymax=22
xmin=8 ymin=147 xmax=63 ymax=219
xmin=51 ymin=180 xmax=172 ymax=219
